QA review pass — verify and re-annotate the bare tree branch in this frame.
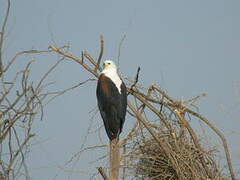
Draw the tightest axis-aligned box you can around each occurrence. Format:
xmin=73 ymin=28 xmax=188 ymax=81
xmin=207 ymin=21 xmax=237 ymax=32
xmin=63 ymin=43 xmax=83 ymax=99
xmin=48 ymin=39 xmax=236 ymax=180
xmin=48 ymin=45 xmax=99 ymax=77
xmin=0 ymin=0 xmax=11 ymax=75
xmin=117 ymin=34 xmax=126 ymax=68
xmin=129 ymin=67 xmax=141 ymax=93
xmin=95 ymin=34 xmax=104 ymax=72
xmin=98 ymin=167 xmax=109 ymax=180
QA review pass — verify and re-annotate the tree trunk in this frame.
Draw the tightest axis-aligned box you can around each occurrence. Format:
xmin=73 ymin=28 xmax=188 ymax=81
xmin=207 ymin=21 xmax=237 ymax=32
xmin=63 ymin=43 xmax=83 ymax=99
xmin=109 ymin=138 xmax=119 ymax=180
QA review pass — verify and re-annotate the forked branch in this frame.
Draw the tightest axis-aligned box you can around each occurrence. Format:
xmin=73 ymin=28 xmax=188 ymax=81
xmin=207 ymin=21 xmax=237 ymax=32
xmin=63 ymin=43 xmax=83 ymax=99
xmin=49 ymin=41 xmax=236 ymax=180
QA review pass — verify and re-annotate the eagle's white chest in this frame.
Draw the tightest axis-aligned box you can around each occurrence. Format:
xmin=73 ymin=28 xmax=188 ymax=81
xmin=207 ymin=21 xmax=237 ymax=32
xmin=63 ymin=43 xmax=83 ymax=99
xmin=102 ymin=70 xmax=122 ymax=94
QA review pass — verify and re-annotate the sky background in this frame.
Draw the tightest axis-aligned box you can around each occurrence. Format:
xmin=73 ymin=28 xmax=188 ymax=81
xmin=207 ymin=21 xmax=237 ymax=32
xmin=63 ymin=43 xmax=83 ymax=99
xmin=0 ymin=0 xmax=240 ymax=179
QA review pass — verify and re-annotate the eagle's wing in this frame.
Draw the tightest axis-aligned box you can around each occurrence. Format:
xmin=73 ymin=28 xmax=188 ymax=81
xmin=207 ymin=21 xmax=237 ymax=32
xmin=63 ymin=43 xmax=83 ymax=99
xmin=96 ymin=74 xmax=124 ymax=140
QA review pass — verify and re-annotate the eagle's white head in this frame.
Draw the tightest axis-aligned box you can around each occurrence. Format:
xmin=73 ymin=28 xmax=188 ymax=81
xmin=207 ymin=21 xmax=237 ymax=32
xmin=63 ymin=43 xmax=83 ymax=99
xmin=101 ymin=60 xmax=122 ymax=93
xmin=102 ymin=60 xmax=117 ymax=72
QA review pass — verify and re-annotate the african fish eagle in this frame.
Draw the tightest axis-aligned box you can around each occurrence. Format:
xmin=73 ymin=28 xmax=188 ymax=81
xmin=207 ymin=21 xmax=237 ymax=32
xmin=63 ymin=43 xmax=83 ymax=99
xmin=96 ymin=60 xmax=127 ymax=140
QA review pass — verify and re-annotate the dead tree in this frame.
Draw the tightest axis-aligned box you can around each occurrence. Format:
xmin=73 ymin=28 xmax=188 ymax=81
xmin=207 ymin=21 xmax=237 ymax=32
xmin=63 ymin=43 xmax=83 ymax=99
xmin=0 ymin=1 xmax=90 ymax=179
xmin=48 ymin=37 xmax=236 ymax=180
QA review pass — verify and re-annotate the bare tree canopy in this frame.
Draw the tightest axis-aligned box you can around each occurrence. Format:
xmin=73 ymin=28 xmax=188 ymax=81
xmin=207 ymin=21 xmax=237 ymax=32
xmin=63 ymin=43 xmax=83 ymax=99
xmin=48 ymin=43 xmax=236 ymax=180
xmin=0 ymin=0 xmax=238 ymax=180
xmin=0 ymin=1 xmax=92 ymax=179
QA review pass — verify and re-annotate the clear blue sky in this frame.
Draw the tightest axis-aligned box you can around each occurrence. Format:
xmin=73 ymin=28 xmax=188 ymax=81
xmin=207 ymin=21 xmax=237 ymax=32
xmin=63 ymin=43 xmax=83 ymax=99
xmin=1 ymin=0 xmax=239 ymax=179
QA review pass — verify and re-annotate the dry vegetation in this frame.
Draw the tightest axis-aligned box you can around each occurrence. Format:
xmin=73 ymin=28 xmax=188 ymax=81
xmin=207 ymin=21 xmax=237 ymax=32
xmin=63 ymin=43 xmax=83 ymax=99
xmin=48 ymin=36 xmax=237 ymax=180
xmin=123 ymin=93 xmax=229 ymax=180
xmin=0 ymin=1 xmax=237 ymax=179
xmin=0 ymin=1 xmax=86 ymax=179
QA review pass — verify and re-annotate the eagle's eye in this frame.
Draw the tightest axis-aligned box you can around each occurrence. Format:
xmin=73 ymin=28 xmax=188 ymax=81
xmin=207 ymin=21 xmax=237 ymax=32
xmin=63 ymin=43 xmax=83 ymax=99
xmin=107 ymin=62 xmax=111 ymax=65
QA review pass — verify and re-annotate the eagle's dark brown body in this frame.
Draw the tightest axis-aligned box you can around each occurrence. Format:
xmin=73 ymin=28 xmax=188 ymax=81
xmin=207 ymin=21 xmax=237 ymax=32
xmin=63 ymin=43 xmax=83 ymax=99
xmin=96 ymin=73 xmax=127 ymax=140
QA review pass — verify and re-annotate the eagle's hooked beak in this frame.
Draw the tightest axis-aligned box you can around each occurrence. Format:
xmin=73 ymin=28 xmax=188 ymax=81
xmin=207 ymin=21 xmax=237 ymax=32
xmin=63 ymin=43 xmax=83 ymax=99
xmin=103 ymin=61 xmax=111 ymax=68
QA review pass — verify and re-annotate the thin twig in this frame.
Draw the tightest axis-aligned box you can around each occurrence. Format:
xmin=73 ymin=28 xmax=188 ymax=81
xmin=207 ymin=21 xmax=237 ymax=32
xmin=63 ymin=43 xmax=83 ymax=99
xmin=0 ymin=0 xmax=11 ymax=75
xmin=6 ymin=134 xmax=35 ymax=173
xmin=117 ymin=34 xmax=126 ymax=69
xmin=49 ymin=45 xmax=99 ymax=78
xmin=98 ymin=167 xmax=109 ymax=180
xmin=129 ymin=67 xmax=140 ymax=93
xmin=185 ymin=108 xmax=237 ymax=180
xmin=4 ymin=49 xmax=52 ymax=73
xmin=174 ymin=109 xmax=212 ymax=178
xmin=95 ymin=35 xmax=104 ymax=72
